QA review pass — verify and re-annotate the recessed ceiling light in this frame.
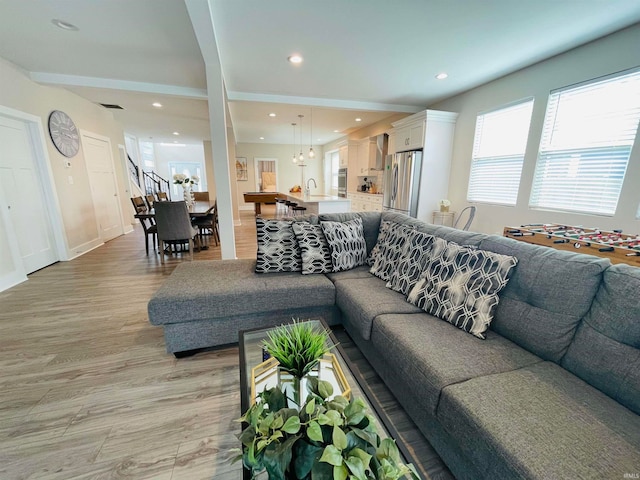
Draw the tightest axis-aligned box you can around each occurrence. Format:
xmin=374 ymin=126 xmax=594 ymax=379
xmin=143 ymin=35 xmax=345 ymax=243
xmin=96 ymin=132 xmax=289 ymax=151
xmin=259 ymin=137 xmax=265 ymax=140
xmin=152 ymin=102 xmax=163 ymax=108
xmin=355 ymin=118 xmax=362 ymax=122
xmin=173 ymin=131 xmax=180 ymax=136
xmin=435 ymin=72 xmax=448 ymax=80
xmin=51 ymin=19 xmax=79 ymax=31
xmin=288 ymin=54 xmax=303 ymax=64
xmin=333 ymin=130 xmax=340 ymax=133
xmin=268 ymin=113 xmax=276 ymax=117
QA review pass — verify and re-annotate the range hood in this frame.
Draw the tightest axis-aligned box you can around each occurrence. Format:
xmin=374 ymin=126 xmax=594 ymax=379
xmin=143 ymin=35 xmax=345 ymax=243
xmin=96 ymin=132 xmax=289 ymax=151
xmin=370 ymin=133 xmax=388 ymax=171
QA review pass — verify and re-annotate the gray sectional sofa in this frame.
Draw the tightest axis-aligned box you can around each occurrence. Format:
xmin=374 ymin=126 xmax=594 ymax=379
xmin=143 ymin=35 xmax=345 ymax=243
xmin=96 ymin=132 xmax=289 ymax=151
xmin=147 ymin=211 xmax=640 ymax=479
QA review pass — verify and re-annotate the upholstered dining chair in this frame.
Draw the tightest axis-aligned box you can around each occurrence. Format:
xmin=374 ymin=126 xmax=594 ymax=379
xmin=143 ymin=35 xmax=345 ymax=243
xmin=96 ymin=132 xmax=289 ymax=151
xmin=193 ymin=191 xmax=209 ymax=202
xmin=157 ymin=191 xmax=169 ymax=201
xmin=153 ymin=201 xmax=200 ymax=264
xmin=191 ymin=201 xmax=219 ymax=246
xmin=130 ymin=197 xmax=157 ymax=255
xmin=144 ymin=193 xmax=156 ymax=210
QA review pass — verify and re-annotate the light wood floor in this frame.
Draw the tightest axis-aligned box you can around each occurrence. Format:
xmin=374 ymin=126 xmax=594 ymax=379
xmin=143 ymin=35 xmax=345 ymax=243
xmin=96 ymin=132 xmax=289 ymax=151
xmin=0 ymin=205 xmax=450 ymax=480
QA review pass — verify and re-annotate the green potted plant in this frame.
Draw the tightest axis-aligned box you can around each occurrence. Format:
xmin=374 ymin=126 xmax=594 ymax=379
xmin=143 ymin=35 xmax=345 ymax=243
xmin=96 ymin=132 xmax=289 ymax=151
xmin=262 ymin=320 xmax=332 ymax=406
xmin=233 ymin=378 xmax=420 ymax=480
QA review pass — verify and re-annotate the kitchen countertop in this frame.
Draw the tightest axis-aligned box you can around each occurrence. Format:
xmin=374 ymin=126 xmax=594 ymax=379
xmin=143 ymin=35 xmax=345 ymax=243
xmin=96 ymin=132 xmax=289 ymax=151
xmin=352 ymin=191 xmax=383 ymax=196
xmin=285 ymin=192 xmax=349 ymax=203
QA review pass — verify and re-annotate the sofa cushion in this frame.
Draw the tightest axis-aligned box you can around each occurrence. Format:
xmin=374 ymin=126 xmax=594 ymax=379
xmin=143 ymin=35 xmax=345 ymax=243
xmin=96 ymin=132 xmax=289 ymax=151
xmin=562 ymin=263 xmax=640 ymax=415
xmin=319 ymin=212 xmax=381 ymax=255
xmin=325 ymin=265 xmax=372 ymax=282
xmin=148 ymin=259 xmax=335 ymax=325
xmin=479 ymin=235 xmax=610 ymax=362
xmin=334 ymin=276 xmax=422 ymax=340
xmin=387 ymin=229 xmax=436 ymax=295
xmin=292 ymin=222 xmax=333 ymax=274
xmin=255 ymin=218 xmax=301 ymax=273
xmin=369 ymin=221 xmax=413 ymax=282
xmin=370 ymin=313 xmax=541 ymax=415
xmin=407 ymin=238 xmax=518 ymax=339
xmin=321 ymin=217 xmax=368 ymax=272
xmin=437 ymin=361 xmax=640 ymax=479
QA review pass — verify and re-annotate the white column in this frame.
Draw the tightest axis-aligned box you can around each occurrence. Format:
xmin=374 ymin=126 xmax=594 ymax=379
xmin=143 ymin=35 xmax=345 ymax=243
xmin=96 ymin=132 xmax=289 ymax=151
xmin=185 ymin=0 xmax=237 ymax=259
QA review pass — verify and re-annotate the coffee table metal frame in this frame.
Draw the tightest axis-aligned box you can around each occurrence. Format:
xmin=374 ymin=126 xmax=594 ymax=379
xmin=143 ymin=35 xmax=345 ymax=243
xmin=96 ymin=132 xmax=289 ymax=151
xmin=238 ymin=318 xmax=426 ymax=479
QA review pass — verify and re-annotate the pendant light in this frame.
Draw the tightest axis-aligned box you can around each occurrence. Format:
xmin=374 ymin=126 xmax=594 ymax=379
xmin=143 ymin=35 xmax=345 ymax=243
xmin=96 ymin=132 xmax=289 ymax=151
xmin=291 ymin=123 xmax=297 ymax=163
xmin=298 ymin=115 xmax=305 ymax=163
xmin=308 ymin=108 xmax=315 ymax=159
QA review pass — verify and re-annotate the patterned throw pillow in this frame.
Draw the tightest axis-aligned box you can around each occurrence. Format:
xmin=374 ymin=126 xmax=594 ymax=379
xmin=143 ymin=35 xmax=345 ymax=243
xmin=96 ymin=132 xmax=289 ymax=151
xmin=366 ymin=220 xmax=391 ymax=266
xmin=292 ymin=222 xmax=333 ymax=275
xmin=386 ymin=230 xmax=436 ymax=295
xmin=255 ymin=218 xmax=301 ymax=273
xmin=369 ymin=222 xmax=413 ymax=282
xmin=407 ymin=238 xmax=518 ymax=339
xmin=321 ymin=217 xmax=368 ymax=272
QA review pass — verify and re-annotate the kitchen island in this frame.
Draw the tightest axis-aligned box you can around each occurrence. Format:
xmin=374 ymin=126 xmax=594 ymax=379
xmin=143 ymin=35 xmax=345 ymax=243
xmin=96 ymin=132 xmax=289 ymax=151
xmin=284 ymin=192 xmax=351 ymax=215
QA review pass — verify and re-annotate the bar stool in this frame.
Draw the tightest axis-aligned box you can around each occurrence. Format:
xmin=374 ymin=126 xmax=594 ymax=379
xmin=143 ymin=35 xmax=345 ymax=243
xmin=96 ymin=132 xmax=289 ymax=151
xmin=292 ymin=205 xmax=307 ymax=216
xmin=275 ymin=198 xmax=286 ymax=218
xmin=286 ymin=201 xmax=297 ymax=216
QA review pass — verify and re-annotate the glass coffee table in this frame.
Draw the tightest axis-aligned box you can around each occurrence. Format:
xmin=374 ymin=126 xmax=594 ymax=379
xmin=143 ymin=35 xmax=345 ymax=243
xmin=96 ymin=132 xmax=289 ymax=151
xmin=238 ymin=318 xmax=426 ymax=479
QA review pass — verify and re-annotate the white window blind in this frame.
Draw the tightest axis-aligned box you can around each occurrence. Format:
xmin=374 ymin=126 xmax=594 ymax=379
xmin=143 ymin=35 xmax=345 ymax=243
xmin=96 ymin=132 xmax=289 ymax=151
xmin=530 ymin=68 xmax=640 ymax=215
xmin=467 ymin=99 xmax=534 ymax=205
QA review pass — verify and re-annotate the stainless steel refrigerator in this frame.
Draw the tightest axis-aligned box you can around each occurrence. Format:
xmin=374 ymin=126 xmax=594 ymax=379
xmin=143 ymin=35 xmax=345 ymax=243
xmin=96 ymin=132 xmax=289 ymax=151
xmin=383 ymin=150 xmax=422 ymax=217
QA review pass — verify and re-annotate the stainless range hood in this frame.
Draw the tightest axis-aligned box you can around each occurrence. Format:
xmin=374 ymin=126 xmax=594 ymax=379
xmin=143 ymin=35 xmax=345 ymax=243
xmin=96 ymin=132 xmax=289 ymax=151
xmin=370 ymin=133 xmax=388 ymax=171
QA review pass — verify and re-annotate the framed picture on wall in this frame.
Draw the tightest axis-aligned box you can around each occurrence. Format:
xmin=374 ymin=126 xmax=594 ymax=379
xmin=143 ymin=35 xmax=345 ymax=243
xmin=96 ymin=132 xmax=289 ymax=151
xmin=236 ymin=157 xmax=248 ymax=181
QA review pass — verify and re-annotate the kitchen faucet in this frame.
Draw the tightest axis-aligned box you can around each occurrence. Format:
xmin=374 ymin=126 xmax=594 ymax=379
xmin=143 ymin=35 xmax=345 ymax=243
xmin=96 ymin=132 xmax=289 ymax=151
xmin=304 ymin=178 xmax=317 ymax=198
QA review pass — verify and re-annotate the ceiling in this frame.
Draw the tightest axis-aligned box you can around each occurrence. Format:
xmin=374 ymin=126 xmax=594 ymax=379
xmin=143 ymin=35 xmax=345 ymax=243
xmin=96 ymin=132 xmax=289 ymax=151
xmin=1 ymin=0 xmax=640 ymax=146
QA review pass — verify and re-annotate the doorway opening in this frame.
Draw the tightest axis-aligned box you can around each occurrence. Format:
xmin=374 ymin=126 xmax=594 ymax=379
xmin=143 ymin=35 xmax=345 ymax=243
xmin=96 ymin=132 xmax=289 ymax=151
xmin=255 ymin=158 xmax=278 ymax=192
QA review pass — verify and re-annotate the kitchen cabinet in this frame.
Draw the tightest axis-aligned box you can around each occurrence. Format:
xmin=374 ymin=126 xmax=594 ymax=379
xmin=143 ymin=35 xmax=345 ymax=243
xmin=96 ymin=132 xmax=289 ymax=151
xmin=355 ymin=137 xmax=385 ymax=175
xmin=387 ymin=109 xmax=459 ymax=223
xmin=338 ymin=144 xmax=348 ymax=168
xmin=348 ymin=192 xmax=383 ymax=213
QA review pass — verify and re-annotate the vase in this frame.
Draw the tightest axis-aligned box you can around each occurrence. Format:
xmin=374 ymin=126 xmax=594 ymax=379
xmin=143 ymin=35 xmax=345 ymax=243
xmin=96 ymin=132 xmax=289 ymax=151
xmin=182 ymin=185 xmax=193 ymax=208
xmin=277 ymin=369 xmax=309 ymax=408
xmin=440 ymin=205 xmax=449 ymax=212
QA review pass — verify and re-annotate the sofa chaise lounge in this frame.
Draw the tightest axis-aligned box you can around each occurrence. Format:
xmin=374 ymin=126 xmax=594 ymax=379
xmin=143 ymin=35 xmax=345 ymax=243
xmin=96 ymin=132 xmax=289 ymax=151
xmin=147 ymin=211 xmax=640 ymax=479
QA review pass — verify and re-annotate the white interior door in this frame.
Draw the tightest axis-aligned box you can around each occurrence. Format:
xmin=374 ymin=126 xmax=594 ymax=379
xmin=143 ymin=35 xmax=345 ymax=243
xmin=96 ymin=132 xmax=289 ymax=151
xmin=0 ymin=115 xmax=58 ymax=273
xmin=82 ymin=132 xmax=123 ymax=242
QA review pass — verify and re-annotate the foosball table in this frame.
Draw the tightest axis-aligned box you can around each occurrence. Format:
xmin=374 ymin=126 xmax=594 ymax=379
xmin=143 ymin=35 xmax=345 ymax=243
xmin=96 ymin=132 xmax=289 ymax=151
xmin=503 ymin=224 xmax=640 ymax=267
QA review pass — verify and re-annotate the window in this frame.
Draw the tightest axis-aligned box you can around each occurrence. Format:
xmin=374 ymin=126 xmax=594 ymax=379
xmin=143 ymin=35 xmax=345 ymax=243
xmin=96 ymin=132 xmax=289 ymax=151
xmin=467 ymin=99 xmax=534 ymax=205
xmin=530 ymin=68 xmax=640 ymax=216
xmin=139 ymin=141 xmax=155 ymax=169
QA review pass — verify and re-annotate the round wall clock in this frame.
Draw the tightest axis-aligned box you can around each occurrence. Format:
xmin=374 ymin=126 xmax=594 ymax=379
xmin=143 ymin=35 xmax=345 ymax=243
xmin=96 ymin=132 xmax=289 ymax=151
xmin=48 ymin=110 xmax=80 ymax=158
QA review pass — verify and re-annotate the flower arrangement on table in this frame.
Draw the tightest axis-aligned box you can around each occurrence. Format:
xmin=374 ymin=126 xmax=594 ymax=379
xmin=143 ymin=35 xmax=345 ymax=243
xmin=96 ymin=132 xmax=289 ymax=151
xmin=439 ymin=199 xmax=451 ymax=212
xmin=173 ymin=174 xmax=199 ymax=206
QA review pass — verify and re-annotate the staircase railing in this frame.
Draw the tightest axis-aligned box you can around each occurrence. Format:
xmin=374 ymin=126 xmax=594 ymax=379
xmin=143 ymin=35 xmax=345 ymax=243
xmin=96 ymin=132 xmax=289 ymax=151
xmin=127 ymin=154 xmax=140 ymax=187
xmin=142 ymin=171 xmax=171 ymax=200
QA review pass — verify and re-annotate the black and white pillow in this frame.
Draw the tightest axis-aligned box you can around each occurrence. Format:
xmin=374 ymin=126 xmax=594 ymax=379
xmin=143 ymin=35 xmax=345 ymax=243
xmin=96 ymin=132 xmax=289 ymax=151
xmin=407 ymin=239 xmax=518 ymax=339
xmin=321 ymin=217 xmax=367 ymax=272
xmin=292 ymin=222 xmax=332 ymax=275
xmin=255 ymin=218 xmax=301 ymax=273
xmin=386 ymin=230 xmax=436 ymax=295
xmin=369 ymin=222 xmax=413 ymax=282
xmin=366 ymin=220 xmax=391 ymax=266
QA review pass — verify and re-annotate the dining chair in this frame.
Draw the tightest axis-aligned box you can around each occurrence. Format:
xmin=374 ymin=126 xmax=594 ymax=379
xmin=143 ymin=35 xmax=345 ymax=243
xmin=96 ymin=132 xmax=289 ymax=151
xmin=153 ymin=201 xmax=200 ymax=264
xmin=192 ymin=201 xmax=219 ymax=246
xmin=145 ymin=193 xmax=156 ymax=210
xmin=193 ymin=191 xmax=209 ymax=202
xmin=130 ymin=197 xmax=157 ymax=255
xmin=157 ymin=191 xmax=169 ymax=201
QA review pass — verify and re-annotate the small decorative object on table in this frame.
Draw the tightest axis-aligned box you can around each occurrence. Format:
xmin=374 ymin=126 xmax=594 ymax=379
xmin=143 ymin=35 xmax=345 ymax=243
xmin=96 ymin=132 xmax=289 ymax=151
xmin=439 ymin=199 xmax=451 ymax=213
xmin=173 ymin=173 xmax=199 ymax=208
xmin=233 ymin=379 xmax=420 ymax=480
xmin=261 ymin=320 xmax=331 ymax=407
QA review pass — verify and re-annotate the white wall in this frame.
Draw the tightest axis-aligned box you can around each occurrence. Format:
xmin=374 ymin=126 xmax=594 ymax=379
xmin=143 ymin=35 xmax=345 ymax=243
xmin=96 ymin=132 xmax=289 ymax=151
xmin=234 ymin=143 xmax=325 ymax=209
xmin=430 ymin=24 xmax=640 ymax=235
xmin=0 ymin=57 xmax=129 ymax=258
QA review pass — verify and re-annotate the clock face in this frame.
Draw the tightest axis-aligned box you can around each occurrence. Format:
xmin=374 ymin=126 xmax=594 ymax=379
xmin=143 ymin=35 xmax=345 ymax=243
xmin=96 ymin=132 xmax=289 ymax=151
xmin=48 ymin=110 xmax=80 ymax=158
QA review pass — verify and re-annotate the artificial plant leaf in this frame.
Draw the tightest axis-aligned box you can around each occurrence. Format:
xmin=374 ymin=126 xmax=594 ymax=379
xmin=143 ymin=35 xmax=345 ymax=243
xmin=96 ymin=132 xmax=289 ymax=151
xmin=310 ymin=458 xmax=333 ymax=480
xmin=319 ymin=444 xmax=344 ymax=467
xmin=293 ymin=439 xmax=323 ymax=479
xmin=238 ymin=425 xmax=257 ymax=447
xmin=352 ymin=427 xmax=378 ymax=448
xmin=332 ymin=426 xmax=348 ymax=451
xmin=324 ymin=409 xmax=343 ymax=427
xmin=318 ymin=380 xmax=334 ymax=399
xmin=307 ymin=420 xmax=324 ymax=443
xmin=333 ymin=463 xmax=349 ymax=480
xmin=268 ymin=387 xmax=286 ymax=412
xmin=348 ymin=447 xmax=373 ymax=470
xmin=306 ymin=397 xmax=316 ymax=415
xmin=263 ymin=434 xmax=299 ymax=480
xmin=282 ymin=415 xmax=301 ymax=434
xmin=344 ymin=456 xmax=367 ymax=480
xmin=271 ymin=414 xmax=284 ymax=430
xmin=377 ymin=438 xmax=401 ymax=463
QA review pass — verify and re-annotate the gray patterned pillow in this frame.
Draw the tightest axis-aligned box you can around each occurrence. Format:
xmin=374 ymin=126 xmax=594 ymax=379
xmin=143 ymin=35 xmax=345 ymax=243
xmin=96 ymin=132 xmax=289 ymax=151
xmin=407 ymin=238 xmax=518 ymax=339
xmin=255 ymin=218 xmax=301 ymax=273
xmin=321 ymin=217 xmax=367 ymax=272
xmin=292 ymin=222 xmax=332 ymax=274
xmin=386 ymin=230 xmax=436 ymax=295
xmin=366 ymin=220 xmax=390 ymax=266
xmin=369 ymin=222 xmax=413 ymax=282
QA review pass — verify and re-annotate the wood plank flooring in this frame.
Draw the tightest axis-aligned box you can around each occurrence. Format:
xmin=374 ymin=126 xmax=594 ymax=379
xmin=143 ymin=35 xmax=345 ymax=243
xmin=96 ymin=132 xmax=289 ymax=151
xmin=0 ymin=206 xmax=452 ymax=479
